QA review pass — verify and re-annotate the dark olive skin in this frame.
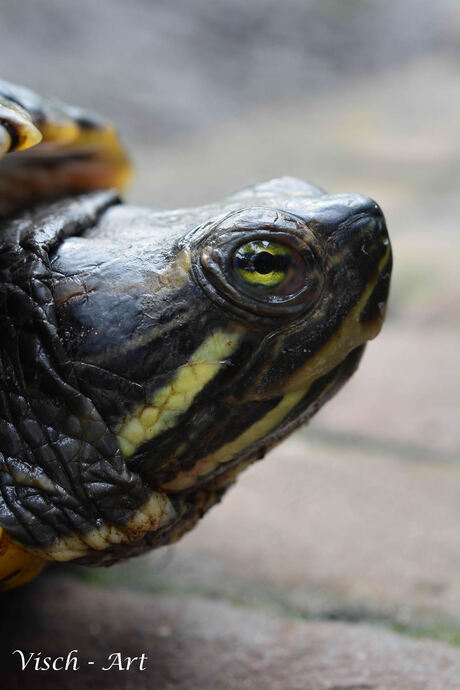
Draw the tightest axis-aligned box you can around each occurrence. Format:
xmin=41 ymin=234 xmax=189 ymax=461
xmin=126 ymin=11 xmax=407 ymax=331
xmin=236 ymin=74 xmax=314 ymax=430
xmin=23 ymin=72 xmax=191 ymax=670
xmin=0 ymin=81 xmax=391 ymax=582
xmin=52 ymin=178 xmax=389 ymax=459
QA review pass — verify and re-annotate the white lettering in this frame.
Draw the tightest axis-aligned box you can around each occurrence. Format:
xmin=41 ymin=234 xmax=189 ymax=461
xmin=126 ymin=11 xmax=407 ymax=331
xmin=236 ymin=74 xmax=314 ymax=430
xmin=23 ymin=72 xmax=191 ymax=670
xmin=102 ymin=652 xmax=123 ymax=671
xmin=13 ymin=650 xmax=34 ymax=670
xmin=65 ymin=650 xmax=80 ymax=671
xmin=12 ymin=650 xmax=80 ymax=671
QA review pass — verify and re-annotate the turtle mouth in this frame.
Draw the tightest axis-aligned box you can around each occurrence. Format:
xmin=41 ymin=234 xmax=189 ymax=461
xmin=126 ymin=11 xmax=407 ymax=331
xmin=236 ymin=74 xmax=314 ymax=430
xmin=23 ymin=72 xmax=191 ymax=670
xmin=358 ymin=234 xmax=392 ymax=327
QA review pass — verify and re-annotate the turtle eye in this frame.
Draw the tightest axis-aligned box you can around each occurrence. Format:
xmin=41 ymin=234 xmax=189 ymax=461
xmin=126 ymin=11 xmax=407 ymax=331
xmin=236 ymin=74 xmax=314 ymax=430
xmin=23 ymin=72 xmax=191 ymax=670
xmin=232 ymin=240 xmax=308 ymax=297
xmin=196 ymin=212 xmax=325 ymax=319
xmin=233 ymin=241 xmax=291 ymax=290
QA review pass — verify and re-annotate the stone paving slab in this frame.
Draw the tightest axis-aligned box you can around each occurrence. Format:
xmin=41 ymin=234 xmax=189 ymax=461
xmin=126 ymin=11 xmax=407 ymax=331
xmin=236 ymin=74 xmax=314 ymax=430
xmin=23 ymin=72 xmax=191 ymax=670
xmin=2 ymin=578 xmax=460 ymax=690
xmin=313 ymin=325 xmax=460 ymax=454
xmin=110 ymin=432 xmax=460 ymax=632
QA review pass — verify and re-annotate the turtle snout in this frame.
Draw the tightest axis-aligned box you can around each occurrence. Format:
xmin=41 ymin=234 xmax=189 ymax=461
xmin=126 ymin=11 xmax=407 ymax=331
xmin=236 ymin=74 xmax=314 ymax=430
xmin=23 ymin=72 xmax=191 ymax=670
xmin=313 ymin=194 xmax=392 ymax=327
xmin=319 ymin=194 xmax=389 ymax=271
xmin=347 ymin=205 xmax=389 ymax=264
xmin=334 ymin=196 xmax=392 ymax=326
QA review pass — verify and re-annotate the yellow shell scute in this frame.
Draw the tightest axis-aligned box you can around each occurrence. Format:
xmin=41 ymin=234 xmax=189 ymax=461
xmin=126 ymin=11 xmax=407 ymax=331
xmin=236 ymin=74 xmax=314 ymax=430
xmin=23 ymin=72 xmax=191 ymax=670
xmin=0 ymin=527 xmax=46 ymax=591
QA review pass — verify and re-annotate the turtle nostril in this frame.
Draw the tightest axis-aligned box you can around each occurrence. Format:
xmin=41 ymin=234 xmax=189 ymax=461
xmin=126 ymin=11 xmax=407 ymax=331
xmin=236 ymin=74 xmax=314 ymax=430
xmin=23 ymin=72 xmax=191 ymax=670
xmin=352 ymin=214 xmax=388 ymax=253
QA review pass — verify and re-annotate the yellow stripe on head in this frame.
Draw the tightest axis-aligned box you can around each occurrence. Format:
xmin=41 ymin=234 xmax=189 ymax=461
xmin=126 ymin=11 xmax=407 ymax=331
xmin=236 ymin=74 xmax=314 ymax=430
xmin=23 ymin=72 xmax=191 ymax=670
xmin=162 ymin=386 xmax=309 ymax=492
xmin=270 ymin=244 xmax=392 ymax=397
xmin=117 ymin=328 xmax=242 ymax=457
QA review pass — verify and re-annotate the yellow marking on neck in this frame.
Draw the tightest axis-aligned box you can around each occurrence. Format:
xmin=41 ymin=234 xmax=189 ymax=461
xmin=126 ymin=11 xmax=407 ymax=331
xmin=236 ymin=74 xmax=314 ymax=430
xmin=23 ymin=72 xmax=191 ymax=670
xmin=162 ymin=386 xmax=308 ymax=492
xmin=38 ymin=491 xmax=176 ymax=562
xmin=117 ymin=328 xmax=243 ymax=457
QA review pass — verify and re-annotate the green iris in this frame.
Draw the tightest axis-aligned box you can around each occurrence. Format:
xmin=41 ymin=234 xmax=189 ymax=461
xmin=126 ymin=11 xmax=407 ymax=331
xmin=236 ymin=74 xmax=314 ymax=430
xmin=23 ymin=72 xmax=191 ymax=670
xmin=233 ymin=241 xmax=292 ymax=289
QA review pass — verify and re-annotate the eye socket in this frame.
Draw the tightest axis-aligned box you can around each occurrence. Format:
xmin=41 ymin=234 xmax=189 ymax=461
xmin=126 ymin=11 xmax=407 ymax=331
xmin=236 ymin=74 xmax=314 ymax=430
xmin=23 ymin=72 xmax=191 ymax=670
xmin=194 ymin=209 xmax=325 ymax=321
xmin=233 ymin=241 xmax=292 ymax=290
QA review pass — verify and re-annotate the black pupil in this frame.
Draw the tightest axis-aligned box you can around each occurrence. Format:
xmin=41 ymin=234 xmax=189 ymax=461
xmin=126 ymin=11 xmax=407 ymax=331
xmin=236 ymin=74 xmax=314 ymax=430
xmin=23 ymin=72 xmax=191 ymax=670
xmin=236 ymin=250 xmax=291 ymax=274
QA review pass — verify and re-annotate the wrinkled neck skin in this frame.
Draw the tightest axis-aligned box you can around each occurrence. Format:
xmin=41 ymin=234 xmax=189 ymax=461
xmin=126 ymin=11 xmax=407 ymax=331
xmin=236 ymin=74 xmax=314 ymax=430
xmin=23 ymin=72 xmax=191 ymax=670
xmin=50 ymin=177 xmax=391 ymax=493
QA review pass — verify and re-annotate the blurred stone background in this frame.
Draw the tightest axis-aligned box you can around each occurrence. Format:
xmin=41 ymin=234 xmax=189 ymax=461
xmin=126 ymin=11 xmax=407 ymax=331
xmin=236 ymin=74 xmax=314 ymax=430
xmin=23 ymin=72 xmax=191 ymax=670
xmin=1 ymin=1 xmax=459 ymax=688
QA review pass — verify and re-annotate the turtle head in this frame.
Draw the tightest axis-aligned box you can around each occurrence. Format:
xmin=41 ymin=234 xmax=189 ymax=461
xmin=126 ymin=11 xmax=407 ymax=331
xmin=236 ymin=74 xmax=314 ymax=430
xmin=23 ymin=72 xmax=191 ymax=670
xmin=51 ymin=178 xmax=391 ymax=492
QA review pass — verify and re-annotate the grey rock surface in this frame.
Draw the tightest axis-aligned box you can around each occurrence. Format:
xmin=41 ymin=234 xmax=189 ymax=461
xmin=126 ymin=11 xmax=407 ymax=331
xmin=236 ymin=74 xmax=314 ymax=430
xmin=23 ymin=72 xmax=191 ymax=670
xmin=2 ymin=577 xmax=460 ymax=690
xmin=0 ymin=0 xmax=456 ymax=142
xmin=96 ymin=430 xmax=460 ymax=633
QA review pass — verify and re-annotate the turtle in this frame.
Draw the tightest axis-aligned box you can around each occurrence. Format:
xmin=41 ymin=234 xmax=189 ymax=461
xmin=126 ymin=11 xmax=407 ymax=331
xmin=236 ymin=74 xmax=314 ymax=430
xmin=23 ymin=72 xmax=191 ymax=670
xmin=0 ymin=79 xmax=392 ymax=591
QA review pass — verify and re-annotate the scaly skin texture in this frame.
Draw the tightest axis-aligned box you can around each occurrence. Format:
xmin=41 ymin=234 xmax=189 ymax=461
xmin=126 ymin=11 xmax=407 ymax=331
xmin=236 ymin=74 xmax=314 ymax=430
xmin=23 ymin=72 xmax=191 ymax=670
xmin=0 ymin=82 xmax=392 ymax=590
